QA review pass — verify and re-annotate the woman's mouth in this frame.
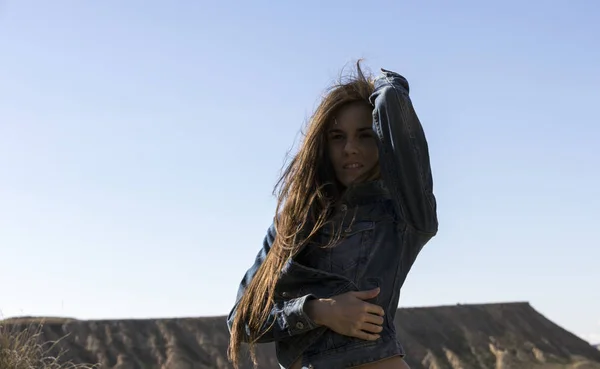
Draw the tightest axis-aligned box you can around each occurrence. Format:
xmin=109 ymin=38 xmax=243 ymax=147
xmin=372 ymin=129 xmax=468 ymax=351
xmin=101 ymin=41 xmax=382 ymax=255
xmin=343 ymin=163 xmax=363 ymax=170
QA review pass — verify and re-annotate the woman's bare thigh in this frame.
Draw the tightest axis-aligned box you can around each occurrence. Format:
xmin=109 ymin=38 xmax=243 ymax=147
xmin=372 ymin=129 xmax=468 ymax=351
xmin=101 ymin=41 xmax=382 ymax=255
xmin=289 ymin=358 xmax=302 ymax=369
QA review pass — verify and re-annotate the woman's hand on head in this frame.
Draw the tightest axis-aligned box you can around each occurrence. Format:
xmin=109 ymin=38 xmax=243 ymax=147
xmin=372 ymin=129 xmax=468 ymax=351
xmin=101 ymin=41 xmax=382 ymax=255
xmin=305 ymin=288 xmax=384 ymax=341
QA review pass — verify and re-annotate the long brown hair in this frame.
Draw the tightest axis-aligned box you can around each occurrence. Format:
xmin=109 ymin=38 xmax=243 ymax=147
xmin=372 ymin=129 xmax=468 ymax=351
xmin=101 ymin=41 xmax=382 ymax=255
xmin=227 ymin=60 xmax=375 ymax=368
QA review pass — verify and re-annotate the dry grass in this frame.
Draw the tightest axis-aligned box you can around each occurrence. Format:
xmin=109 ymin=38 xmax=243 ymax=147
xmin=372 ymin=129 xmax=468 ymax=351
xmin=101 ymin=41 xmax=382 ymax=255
xmin=0 ymin=320 xmax=97 ymax=369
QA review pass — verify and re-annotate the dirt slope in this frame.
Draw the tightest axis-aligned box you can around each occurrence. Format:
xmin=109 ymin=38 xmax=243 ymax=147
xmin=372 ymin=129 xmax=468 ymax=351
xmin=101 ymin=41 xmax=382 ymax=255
xmin=3 ymin=302 xmax=599 ymax=369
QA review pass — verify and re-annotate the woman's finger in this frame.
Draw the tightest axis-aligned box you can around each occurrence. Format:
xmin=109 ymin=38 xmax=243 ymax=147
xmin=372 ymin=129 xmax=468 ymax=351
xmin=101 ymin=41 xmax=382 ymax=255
xmin=361 ymin=322 xmax=383 ymax=334
xmin=352 ymin=330 xmax=380 ymax=341
xmin=364 ymin=313 xmax=384 ymax=326
xmin=364 ymin=302 xmax=385 ymax=316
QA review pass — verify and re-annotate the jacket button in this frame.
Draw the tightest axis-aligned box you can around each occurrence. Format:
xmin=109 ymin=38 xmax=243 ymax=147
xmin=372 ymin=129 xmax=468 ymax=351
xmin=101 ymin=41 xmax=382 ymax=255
xmin=295 ymin=322 xmax=305 ymax=330
xmin=340 ymin=204 xmax=348 ymax=212
xmin=282 ymin=292 xmax=289 ymax=297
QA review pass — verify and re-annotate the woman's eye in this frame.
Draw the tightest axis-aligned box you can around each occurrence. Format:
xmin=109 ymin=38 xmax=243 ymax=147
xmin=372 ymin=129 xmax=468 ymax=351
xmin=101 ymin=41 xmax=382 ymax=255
xmin=360 ymin=132 xmax=374 ymax=139
xmin=331 ymin=135 xmax=343 ymax=140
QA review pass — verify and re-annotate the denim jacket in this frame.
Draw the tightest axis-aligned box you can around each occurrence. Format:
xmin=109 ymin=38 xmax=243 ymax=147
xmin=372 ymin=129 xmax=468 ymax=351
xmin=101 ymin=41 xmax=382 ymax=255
xmin=227 ymin=69 xmax=438 ymax=368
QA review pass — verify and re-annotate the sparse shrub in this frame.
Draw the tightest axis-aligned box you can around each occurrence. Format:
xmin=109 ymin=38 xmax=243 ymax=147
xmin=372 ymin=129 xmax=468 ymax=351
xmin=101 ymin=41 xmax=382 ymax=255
xmin=0 ymin=320 xmax=96 ymax=369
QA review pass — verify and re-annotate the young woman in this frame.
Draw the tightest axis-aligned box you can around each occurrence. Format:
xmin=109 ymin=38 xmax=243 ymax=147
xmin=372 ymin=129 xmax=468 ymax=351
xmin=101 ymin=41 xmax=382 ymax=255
xmin=227 ymin=62 xmax=438 ymax=369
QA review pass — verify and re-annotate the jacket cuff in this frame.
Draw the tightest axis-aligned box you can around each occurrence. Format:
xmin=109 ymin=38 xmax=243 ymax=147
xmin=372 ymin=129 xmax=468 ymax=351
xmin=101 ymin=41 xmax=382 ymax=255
xmin=283 ymin=294 xmax=319 ymax=335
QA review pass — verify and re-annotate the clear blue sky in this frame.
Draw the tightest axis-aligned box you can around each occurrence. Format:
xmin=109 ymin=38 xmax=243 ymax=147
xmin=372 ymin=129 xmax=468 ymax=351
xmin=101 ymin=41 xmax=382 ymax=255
xmin=1 ymin=1 xmax=599 ymax=344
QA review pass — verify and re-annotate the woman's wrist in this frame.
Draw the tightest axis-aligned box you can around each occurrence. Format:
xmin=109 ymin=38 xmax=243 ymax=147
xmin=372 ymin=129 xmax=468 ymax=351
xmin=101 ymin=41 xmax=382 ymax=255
xmin=305 ymin=298 xmax=329 ymax=326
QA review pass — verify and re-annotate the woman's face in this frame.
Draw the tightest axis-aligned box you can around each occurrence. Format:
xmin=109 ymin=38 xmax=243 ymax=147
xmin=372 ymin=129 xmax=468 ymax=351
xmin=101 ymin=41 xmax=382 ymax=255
xmin=326 ymin=103 xmax=379 ymax=187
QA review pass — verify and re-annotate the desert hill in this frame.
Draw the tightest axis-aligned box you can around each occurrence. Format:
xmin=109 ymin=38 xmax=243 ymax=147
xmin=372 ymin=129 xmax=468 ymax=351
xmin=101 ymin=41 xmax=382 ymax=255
xmin=2 ymin=302 xmax=599 ymax=369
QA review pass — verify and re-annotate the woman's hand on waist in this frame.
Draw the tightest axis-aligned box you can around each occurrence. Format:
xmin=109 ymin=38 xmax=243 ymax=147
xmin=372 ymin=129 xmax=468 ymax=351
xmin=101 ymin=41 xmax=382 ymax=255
xmin=305 ymin=288 xmax=385 ymax=341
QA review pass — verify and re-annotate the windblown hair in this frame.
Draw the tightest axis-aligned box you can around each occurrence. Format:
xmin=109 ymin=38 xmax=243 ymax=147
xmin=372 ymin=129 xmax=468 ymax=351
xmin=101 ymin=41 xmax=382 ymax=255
xmin=228 ymin=60 xmax=375 ymax=368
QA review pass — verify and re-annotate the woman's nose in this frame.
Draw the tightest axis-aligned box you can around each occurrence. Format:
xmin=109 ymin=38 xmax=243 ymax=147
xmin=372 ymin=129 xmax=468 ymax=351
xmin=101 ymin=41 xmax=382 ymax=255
xmin=343 ymin=139 xmax=359 ymax=155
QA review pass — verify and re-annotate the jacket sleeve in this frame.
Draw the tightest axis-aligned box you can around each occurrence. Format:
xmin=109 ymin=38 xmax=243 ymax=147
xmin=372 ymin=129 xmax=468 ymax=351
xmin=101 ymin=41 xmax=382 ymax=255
xmin=370 ymin=68 xmax=438 ymax=239
xmin=226 ymin=223 xmax=320 ymax=343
